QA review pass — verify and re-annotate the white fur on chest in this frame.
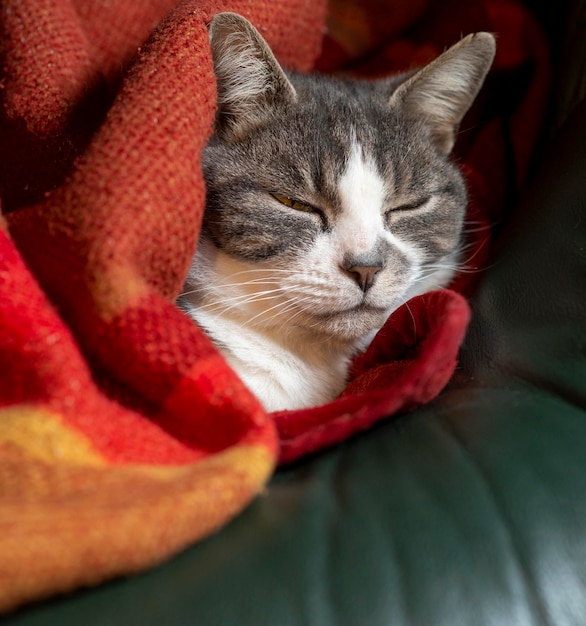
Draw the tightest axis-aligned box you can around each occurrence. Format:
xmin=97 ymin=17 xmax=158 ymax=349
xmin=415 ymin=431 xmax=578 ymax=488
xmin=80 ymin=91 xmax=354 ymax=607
xmin=191 ymin=307 xmax=353 ymax=412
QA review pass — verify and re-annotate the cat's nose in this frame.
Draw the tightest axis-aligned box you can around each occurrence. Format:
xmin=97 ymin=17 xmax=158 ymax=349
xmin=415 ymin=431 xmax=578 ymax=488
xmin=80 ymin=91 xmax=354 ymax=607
xmin=343 ymin=263 xmax=383 ymax=292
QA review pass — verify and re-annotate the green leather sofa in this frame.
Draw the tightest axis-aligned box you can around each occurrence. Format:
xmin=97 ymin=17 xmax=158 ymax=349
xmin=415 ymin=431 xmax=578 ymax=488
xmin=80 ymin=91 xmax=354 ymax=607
xmin=5 ymin=2 xmax=586 ymax=625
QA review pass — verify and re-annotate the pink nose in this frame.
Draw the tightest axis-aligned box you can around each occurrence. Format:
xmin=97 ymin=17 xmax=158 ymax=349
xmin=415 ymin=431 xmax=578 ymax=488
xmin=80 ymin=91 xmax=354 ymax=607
xmin=343 ymin=264 xmax=382 ymax=292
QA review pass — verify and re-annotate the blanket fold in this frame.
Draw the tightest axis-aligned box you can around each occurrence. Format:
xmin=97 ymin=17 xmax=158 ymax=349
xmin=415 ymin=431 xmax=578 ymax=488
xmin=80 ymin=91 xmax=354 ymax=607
xmin=0 ymin=0 xmax=549 ymax=612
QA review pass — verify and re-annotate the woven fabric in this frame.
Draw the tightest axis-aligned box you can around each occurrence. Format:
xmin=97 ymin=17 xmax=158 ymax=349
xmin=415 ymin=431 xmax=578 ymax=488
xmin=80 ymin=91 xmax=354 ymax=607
xmin=0 ymin=0 xmax=548 ymax=611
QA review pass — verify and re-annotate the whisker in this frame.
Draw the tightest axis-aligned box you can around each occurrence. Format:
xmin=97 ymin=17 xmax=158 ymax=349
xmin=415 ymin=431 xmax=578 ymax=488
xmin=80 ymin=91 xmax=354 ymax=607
xmin=405 ymin=301 xmax=417 ymax=341
xmin=189 ymin=283 xmax=284 ymax=300
xmin=460 ymin=234 xmax=491 ymax=266
xmin=245 ymin=294 xmax=317 ymax=328
xmin=196 ymin=291 xmax=286 ymax=316
xmin=179 ymin=280 xmax=283 ymax=298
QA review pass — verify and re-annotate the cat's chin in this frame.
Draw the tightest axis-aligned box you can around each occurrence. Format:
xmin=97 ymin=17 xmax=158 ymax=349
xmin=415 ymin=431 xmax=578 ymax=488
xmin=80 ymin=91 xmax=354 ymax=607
xmin=302 ymin=303 xmax=392 ymax=342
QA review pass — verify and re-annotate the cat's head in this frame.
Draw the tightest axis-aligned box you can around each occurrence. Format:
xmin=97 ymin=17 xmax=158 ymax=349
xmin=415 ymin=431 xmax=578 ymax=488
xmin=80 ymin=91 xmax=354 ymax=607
xmin=190 ymin=13 xmax=495 ymax=342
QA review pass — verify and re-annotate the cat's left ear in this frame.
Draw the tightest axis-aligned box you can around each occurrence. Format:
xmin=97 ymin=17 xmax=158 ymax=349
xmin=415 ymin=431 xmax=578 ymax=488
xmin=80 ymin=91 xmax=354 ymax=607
xmin=208 ymin=12 xmax=297 ymax=141
xmin=391 ymin=33 xmax=496 ymax=154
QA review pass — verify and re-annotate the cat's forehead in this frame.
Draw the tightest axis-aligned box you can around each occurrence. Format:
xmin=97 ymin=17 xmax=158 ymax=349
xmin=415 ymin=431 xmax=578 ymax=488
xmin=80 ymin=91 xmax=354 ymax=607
xmin=291 ymin=77 xmax=395 ymax=146
xmin=266 ymin=132 xmax=438 ymax=208
xmin=280 ymin=74 xmax=442 ymax=188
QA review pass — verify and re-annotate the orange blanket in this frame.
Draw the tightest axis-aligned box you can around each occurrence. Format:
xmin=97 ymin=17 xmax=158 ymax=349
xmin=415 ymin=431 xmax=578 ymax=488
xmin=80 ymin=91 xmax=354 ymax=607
xmin=0 ymin=0 xmax=549 ymax=612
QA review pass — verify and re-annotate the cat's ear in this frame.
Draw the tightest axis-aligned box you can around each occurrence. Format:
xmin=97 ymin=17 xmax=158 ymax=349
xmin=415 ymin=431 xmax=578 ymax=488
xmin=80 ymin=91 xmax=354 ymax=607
xmin=391 ymin=33 xmax=496 ymax=154
xmin=208 ymin=12 xmax=297 ymax=141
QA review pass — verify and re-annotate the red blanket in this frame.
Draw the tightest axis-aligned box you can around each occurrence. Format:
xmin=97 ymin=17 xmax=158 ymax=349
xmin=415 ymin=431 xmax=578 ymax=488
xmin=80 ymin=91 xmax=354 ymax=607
xmin=0 ymin=0 xmax=549 ymax=611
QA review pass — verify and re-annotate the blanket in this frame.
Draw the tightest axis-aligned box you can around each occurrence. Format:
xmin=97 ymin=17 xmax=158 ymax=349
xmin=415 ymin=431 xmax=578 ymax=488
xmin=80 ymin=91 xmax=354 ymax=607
xmin=0 ymin=0 xmax=549 ymax=612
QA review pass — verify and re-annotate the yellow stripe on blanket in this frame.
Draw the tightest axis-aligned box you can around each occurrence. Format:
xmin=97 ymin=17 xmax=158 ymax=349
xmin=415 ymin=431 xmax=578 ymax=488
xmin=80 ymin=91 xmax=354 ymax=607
xmin=0 ymin=406 xmax=106 ymax=466
xmin=0 ymin=443 xmax=274 ymax=612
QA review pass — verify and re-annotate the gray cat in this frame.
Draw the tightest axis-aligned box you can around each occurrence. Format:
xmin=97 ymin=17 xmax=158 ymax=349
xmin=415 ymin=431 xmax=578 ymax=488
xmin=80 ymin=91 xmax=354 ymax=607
xmin=178 ymin=12 xmax=495 ymax=412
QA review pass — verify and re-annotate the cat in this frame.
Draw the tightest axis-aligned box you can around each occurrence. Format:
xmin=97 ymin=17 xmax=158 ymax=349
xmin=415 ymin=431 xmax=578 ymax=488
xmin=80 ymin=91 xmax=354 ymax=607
xmin=178 ymin=12 xmax=496 ymax=412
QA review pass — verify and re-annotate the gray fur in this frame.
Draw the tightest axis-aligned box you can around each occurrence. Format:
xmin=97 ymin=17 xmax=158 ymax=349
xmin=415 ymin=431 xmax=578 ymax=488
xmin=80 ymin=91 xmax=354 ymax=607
xmin=178 ymin=13 xmax=495 ymax=411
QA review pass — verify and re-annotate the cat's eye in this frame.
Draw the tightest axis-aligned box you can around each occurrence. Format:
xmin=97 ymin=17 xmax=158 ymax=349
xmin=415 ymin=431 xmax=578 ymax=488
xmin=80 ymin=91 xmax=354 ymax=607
xmin=387 ymin=197 xmax=430 ymax=215
xmin=271 ymin=193 xmax=315 ymax=213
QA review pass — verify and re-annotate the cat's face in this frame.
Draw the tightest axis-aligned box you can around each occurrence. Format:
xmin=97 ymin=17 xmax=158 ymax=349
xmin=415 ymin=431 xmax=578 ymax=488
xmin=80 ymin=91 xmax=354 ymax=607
xmin=188 ymin=13 xmax=495 ymax=343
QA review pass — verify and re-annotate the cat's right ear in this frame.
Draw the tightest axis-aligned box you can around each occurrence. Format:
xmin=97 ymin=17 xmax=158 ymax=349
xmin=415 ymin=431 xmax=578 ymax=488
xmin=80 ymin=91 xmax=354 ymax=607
xmin=208 ymin=12 xmax=297 ymax=141
xmin=390 ymin=33 xmax=496 ymax=154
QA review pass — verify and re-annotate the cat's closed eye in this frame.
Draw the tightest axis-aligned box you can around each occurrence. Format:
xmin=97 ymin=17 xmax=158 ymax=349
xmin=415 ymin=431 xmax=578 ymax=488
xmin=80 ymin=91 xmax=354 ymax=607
xmin=271 ymin=192 xmax=316 ymax=213
xmin=271 ymin=192 xmax=329 ymax=229
xmin=386 ymin=196 xmax=430 ymax=217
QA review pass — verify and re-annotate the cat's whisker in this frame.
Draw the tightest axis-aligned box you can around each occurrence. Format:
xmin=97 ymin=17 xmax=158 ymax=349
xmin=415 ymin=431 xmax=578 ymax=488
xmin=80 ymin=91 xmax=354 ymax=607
xmin=405 ymin=302 xmax=417 ymax=340
xmin=179 ymin=281 xmax=282 ymax=298
xmin=418 ymin=264 xmax=479 ymax=276
xmin=192 ymin=285 xmax=297 ymax=315
xmin=198 ymin=283 xmax=318 ymax=325
xmin=460 ymin=235 xmax=492 ymax=265
xmin=210 ymin=282 xmax=284 ymax=295
xmin=244 ymin=294 xmax=317 ymax=328
xmin=182 ymin=280 xmax=264 ymax=295
xmin=197 ymin=291 xmax=286 ymax=316
xmin=210 ymin=268 xmax=297 ymax=280
xmin=180 ymin=273 xmax=302 ymax=298
xmin=461 ymin=223 xmax=493 ymax=234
